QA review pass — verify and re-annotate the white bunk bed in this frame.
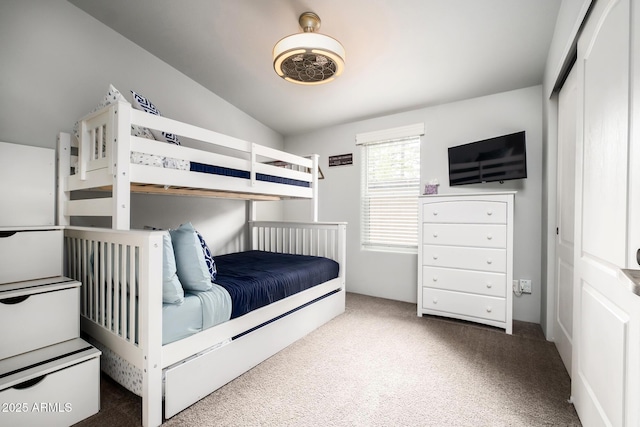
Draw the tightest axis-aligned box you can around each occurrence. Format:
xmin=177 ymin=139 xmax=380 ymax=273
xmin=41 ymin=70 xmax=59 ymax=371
xmin=57 ymin=99 xmax=347 ymax=426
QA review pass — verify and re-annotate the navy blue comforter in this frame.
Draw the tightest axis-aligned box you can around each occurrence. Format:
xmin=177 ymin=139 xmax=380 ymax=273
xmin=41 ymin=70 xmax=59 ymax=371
xmin=213 ymin=250 xmax=339 ymax=319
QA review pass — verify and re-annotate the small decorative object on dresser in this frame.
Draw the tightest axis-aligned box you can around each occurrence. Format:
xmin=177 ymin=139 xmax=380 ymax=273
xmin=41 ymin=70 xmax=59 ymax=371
xmin=424 ymin=178 xmax=440 ymax=195
xmin=417 ymin=192 xmax=515 ymax=334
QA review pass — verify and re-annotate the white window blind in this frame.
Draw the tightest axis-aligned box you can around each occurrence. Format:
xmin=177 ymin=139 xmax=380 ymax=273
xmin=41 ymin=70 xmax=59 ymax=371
xmin=360 ymin=135 xmax=421 ymax=252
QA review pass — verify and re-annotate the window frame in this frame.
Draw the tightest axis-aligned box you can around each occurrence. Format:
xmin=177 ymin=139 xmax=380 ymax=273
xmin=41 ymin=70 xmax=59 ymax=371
xmin=357 ymin=124 xmax=424 ymax=254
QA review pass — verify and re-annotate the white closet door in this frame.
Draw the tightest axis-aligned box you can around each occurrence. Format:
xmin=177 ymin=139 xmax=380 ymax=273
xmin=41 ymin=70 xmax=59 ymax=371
xmin=554 ymin=65 xmax=577 ymax=377
xmin=571 ymin=0 xmax=640 ymax=425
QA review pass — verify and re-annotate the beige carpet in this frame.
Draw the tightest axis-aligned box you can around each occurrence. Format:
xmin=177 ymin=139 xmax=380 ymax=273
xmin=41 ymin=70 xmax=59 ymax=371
xmin=76 ymin=293 xmax=581 ymax=426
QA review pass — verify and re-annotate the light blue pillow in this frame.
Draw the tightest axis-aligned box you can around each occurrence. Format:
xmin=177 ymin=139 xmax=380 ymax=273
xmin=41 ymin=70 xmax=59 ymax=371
xmin=163 ymin=233 xmax=185 ymax=305
xmin=170 ymin=223 xmax=213 ymax=292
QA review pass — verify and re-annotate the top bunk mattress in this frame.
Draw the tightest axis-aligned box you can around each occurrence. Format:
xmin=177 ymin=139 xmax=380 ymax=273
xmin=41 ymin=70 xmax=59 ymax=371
xmin=214 ymin=250 xmax=340 ymax=319
xmin=189 ymin=162 xmax=310 ymax=188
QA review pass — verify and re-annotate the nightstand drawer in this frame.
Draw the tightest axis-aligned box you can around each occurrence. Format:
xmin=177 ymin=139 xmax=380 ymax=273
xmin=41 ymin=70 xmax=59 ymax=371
xmin=422 ymin=245 xmax=506 ymax=273
xmin=423 ymin=200 xmax=506 ymax=224
xmin=0 ymin=278 xmax=80 ymax=359
xmin=422 ymin=288 xmax=506 ymax=322
xmin=0 ymin=338 xmax=100 ymax=427
xmin=422 ymin=266 xmax=506 ymax=297
xmin=0 ymin=229 xmax=62 ymax=284
xmin=422 ymin=223 xmax=506 ymax=248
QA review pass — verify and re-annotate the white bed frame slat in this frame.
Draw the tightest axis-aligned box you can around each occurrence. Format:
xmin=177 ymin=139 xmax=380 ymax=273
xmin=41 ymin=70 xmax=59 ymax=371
xmin=130 ymin=108 xmax=252 ymax=153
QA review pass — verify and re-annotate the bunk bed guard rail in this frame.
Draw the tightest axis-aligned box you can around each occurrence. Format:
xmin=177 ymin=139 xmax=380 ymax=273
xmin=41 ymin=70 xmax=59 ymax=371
xmin=57 ymin=102 xmax=321 ymax=229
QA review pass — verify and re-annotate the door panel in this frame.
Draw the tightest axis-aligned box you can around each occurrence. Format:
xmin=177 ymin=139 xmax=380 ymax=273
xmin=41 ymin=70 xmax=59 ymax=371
xmin=577 ymin=280 xmax=628 ymax=427
xmin=573 ymin=0 xmax=632 ymax=425
xmin=580 ymin=0 xmax=629 ymax=267
xmin=554 ymin=65 xmax=577 ymax=375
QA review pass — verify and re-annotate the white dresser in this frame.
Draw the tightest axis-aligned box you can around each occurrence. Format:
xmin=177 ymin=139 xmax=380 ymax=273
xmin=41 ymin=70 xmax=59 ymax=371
xmin=0 ymin=142 xmax=100 ymax=426
xmin=418 ymin=192 xmax=514 ymax=334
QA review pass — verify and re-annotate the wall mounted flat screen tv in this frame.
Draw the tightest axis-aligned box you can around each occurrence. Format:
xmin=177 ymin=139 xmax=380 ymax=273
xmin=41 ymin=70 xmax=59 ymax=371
xmin=448 ymin=131 xmax=527 ymax=186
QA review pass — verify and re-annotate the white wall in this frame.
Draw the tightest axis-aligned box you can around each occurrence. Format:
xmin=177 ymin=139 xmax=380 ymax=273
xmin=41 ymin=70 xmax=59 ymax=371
xmin=284 ymin=85 xmax=543 ymax=323
xmin=0 ymin=0 xmax=284 ymax=251
xmin=540 ymin=0 xmax=592 ymax=337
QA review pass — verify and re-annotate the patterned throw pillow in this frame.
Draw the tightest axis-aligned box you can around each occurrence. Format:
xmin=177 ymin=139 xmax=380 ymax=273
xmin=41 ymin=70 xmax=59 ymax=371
xmin=130 ymin=90 xmax=190 ymax=171
xmin=196 ymin=230 xmax=217 ymax=282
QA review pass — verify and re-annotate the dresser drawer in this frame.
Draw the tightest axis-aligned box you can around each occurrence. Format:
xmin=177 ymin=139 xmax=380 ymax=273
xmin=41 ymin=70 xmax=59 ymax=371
xmin=422 ymin=245 xmax=506 ymax=273
xmin=422 ymin=266 xmax=506 ymax=297
xmin=0 ymin=338 xmax=100 ymax=427
xmin=422 ymin=288 xmax=506 ymax=322
xmin=0 ymin=229 xmax=62 ymax=284
xmin=423 ymin=200 xmax=506 ymax=224
xmin=422 ymin=223 xmax=507 ymax=248
xmin=0 ymin=278 xmax=80 ymax=359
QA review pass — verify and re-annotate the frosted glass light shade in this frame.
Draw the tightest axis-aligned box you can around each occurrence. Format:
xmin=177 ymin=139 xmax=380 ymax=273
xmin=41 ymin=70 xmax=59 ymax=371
xmin=273 ymin=32 xmax=345 ymax=85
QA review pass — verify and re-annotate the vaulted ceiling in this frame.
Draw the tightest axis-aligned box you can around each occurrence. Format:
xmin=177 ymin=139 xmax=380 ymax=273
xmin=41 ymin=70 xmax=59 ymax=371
xmin=69 ymin=0 xmax=561 ymax=136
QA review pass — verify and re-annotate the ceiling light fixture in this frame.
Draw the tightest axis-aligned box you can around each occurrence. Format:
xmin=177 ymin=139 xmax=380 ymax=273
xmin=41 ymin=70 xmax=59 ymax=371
xmin=273 ymin=12 xmax=345 ymax=85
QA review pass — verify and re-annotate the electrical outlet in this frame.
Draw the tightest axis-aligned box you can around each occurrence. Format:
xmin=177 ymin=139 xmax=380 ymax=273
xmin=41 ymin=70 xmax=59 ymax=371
xmin=520 ymin=279 xmax=532 ymax=294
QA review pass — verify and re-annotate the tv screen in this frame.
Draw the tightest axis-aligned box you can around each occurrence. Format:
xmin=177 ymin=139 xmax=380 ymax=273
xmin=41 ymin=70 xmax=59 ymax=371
xmin=448 ymin=131 xmax=527 ymax=186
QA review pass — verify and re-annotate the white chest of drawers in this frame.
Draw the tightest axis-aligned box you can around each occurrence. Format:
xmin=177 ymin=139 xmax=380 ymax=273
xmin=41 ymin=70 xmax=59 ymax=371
xmin=418 ymin=192 xmax=514 ymax=333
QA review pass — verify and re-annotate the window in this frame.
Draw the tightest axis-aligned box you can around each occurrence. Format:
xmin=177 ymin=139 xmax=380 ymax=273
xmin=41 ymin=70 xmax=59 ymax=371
xmin=358 ymin=124 xmax=423 ymax=253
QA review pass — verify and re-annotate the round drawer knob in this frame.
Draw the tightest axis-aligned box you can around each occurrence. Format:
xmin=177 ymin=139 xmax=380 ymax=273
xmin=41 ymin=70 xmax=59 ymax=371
xmin=433 ymin=298 xmax=438 ymax=304
xmin=433 ymin=211 xmax=439 ymax=216
xmin=486 ymin=283 xmax=492 ymax=289
xmin=433 ymin=232 xmax=438 ymax=238
xmin=487 ymin=259 xmax=493 ymax=265
xmin=487 ymin=234 xmax=493 ymax=240
xmin=433 ymin=255 xmax=439 ymax=260
xmin=432 ymin=276 xmax=438 ymax=282
xmin=487 ymin=210 xmax=493 ymax=216
xmin=486 ymin=307 xmax=492 ymax=313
